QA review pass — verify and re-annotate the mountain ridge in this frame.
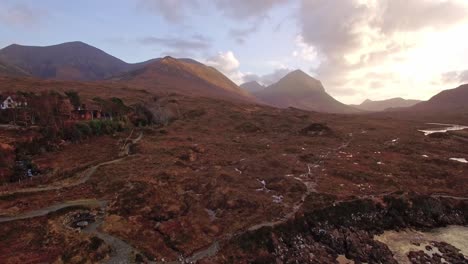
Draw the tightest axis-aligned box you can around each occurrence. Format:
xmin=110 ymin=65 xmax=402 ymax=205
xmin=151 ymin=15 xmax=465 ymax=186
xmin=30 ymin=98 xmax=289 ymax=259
xmin=351 ymin=97 xmax=422 ymax=112
xmin=408 ymin=84 xmax=468 ymax=113
xmin=113 ymin=56 xmax=255 ymax=102
xmin=240 ymin=81 xmax=265 ymax=93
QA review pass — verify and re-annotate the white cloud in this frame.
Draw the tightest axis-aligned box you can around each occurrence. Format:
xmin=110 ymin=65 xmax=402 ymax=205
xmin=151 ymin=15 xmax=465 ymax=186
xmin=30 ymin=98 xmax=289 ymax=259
xmin=297 ymin=0 xmax=468 ymax=103
xmin=205 ymin=51 xmax=244 ymax=83
xmin=205 ymin=51 xmax=293 ymax=86
xmin=243 ymin=68 xmax=292 ymax=86
xmin=292 ymin=35 xmax=318 ymax=62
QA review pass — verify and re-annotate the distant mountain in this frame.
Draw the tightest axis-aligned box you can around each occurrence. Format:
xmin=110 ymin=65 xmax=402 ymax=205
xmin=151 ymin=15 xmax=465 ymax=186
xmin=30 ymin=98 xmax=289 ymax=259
xmin=114 ymin=56 xmax=255 ymax=102
xmin=0 ymin=59 xmax=29 ymax=77
xmin=253 ymin=70 xmax=359 ymax=113
xmin=409 ymin=84 xmax=468 ymax=113
xmin=351 ymin=98 xmax=422 ymax=112
xmin=0 ymin=42 xmax=135 ymax=81
xmin=240 ymin=81 xmax=265 ymax=93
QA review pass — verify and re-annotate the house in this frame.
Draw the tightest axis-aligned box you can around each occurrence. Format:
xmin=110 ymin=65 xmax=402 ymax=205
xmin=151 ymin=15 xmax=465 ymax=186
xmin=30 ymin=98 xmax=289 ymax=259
xmin=0 ymin=95 xmax=28 ymax=110
xmin=71 ymin=104 xmax=102 ymax=120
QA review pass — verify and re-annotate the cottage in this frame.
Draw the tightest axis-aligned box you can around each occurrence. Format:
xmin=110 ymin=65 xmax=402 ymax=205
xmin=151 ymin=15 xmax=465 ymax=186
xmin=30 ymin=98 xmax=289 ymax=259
xmin=71 ymin=104 xmax=102 ymax=120
xmin=0 ymin=95 xmax=28 ymax=110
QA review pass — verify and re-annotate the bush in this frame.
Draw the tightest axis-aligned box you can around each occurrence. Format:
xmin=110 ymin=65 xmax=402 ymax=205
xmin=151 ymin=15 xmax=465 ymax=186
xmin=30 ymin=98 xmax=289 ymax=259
xmin=89 ymin=120 xmax=103 ymax=135
xmin=63 ymin=120 xmax=127 ymax=142
xmin=75 ymin=122 xmax=92 ymax=137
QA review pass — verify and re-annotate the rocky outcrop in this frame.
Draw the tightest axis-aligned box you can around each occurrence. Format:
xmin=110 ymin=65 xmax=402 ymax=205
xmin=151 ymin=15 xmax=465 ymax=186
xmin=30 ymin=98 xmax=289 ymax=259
xmin=218 ymin=194 xmax=468 ymax=263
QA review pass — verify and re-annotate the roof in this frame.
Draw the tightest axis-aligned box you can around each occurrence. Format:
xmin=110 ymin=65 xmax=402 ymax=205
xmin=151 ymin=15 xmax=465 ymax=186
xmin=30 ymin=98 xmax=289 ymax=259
xmin=0 ymin=94 xmax=25 ymax=101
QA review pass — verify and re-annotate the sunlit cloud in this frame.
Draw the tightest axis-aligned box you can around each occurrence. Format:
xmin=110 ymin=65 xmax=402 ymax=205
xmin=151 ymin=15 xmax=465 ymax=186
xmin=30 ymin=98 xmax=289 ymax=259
xmin=297 ymin=0 xmax=468 ymax=103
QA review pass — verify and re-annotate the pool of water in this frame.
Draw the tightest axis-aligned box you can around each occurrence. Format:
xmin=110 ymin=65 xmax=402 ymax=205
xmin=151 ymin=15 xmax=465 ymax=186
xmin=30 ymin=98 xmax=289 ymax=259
xmin=450 ymin=158 xmax=468 ymax=163
xmin=375 ymin=225 xmax=468 ymax=264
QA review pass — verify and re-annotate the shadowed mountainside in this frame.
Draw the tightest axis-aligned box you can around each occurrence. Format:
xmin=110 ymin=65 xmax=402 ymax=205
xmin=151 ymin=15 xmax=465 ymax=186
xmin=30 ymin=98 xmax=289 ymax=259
xmin=240 ymin=81 xmax=265 ymax=93
xmin=351 ymin=98 xmax=422 ymax=112
xmin=0 ymin=59 xmax=29 ymax=77
xmin=409 ymin=84 xmax=468 ymax=113
xmin=254 ymin=70 xmax=360 ymax=113
xmin=0 ymin=42 xmax=154 ymax=81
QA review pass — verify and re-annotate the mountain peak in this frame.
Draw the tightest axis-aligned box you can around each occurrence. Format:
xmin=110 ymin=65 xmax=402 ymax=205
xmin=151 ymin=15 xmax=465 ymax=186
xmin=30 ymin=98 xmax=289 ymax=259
xmin=0 ymin=41 xmax=129 ymax=80
xmin=275 ymin=69 xmax=324 ymax=93
xmin=60 ymin=41 xmax=90 ymax=47
xmin=254 ymin=69 xmax=359 ymax=113
xmin=160 ymin=56 xmax=179 ymax=64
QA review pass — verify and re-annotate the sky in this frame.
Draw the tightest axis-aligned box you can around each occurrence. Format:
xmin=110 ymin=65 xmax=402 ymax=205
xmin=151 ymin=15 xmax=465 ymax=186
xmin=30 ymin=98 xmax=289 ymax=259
xmin=1 ymin=0 xmax=468 ymax=104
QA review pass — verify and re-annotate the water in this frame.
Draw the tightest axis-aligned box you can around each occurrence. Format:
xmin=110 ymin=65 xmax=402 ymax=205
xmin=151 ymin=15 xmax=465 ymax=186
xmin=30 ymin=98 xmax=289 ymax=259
xmin=375 ymin=225 xmax=468 ymax=264
xmin=419 ymin=123 xmax=468 ymax=136
xmin=450 ymin=158 xmax=468 ymax=163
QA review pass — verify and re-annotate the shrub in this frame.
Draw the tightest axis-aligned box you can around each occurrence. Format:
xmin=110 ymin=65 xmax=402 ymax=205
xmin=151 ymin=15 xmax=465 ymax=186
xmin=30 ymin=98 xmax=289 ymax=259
xmin=75 ymin=122 xmax=92 ymax=137
xmin=89 ymin=120 xmax=103 ymax=135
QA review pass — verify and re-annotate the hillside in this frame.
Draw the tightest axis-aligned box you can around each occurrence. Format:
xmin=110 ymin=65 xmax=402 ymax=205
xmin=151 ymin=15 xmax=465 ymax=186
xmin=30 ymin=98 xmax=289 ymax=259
xmin=0 ymin=59 xmax=29 ymax=77
xmin=254 ymin=70 xmax=359 ymax=113
xmin=0 ymin=42 xmax=131 ymax=81
xmin=352 ymin=98 xmax=422 ymax=112
xmin=409 ymin=84 xmax=468 ymax=113
xmin=0 ymin=76 xmax=150 ymax=105
xmin=114 ymin=56 xmax=255 ymax=102
xmin=240 ymin=81 xmax=265 ymax=93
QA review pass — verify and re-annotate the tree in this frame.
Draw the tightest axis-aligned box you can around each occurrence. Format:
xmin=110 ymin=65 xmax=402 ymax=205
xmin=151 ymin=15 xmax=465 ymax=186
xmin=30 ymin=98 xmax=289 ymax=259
xmin=65 ymin=91 xmax=81 ymax=109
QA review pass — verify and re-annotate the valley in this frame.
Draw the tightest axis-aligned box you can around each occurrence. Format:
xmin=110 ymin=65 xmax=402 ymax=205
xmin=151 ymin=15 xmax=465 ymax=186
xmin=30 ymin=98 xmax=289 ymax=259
xmin=0 ymin=40 xmax=467 ymax=264
xmin=1 ymin=92 xmax=467 ymax=263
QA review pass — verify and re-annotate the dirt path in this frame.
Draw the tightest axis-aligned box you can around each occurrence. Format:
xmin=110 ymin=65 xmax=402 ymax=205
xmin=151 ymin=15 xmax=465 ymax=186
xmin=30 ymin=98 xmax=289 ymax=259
xmin=0 ymin=132 xmax=143 ymax=197
xmin=0 ymin=199 xmax=105 ymax=223
xmin=0 ymin=132 xmax=146 ymax=263
xmin=0 ymin=199 xmax=143 ymax=263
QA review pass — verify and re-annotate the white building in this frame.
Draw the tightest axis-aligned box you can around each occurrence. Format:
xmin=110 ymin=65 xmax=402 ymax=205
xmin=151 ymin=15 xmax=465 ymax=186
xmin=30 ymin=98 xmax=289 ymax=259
xmin=0 ymin=95 xmax=27 ymax=110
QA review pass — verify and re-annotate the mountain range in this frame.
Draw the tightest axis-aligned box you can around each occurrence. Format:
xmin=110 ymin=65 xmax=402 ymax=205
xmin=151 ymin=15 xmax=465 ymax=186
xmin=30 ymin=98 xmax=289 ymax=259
xmin=351 ymin=98 xmax=422 ymax=112
xmin=1 ymin=41 xmax=468 ymax=115
xmin=0 ymin=42 xmax=153 ymax=81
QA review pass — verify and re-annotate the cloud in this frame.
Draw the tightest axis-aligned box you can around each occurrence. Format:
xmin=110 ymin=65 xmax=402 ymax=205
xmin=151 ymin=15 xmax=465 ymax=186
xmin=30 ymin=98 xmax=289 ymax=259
xmin=138 ymin=35 xmax=211 ymax=58
xmin=377 ymin=0 xmax=468 ymax=34
xmin=139 ymin=35 xmax=210 ymax=51
xmin=205 ymin=51 xmax=245 ymax=83
xmin=292 ymin=35 xmax=318 ymax=62
xmin=0 ymin=3 xmax=45 ymax=27
xmin=229 ymin=24 xmax=258 ymax=44
xmin=243 ymin=68 xmax=292 ymax=86
xmin=206 ymin=51 xmax=240 ymax=72
xmin=441 ymin=70 xmax=468 ymax=84
xmin=214 ymin=0 xmax=288 ymax=19
xmin=137 ymin=0 xmax=199 ymax=23
xmin=205 ymin=51 xmax=291 ymax=85
xmin=137 ymin=0 xmax=287 ymax=23
xmin=297 ymin=0 xmax=468 ymax=102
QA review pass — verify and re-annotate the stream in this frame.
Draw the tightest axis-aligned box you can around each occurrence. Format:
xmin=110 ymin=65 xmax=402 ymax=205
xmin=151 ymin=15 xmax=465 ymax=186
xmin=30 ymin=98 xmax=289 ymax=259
xmin=419 ymin=123 xmax=468 ymax=136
